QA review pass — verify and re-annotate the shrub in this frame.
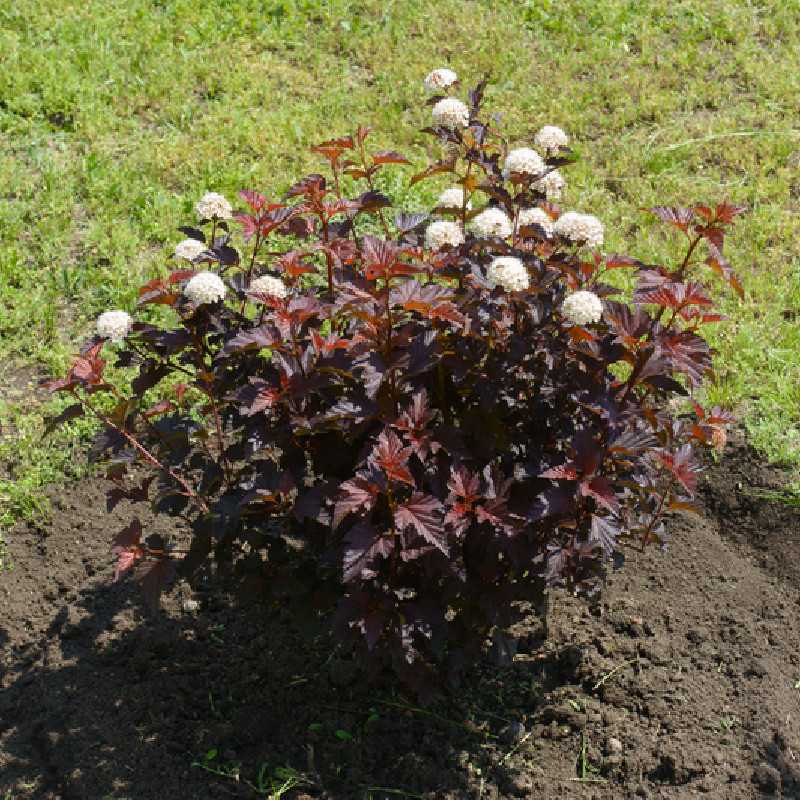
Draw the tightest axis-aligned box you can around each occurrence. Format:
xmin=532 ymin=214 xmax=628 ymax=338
xmin=45 ymin=73 xmax=741 ymax=694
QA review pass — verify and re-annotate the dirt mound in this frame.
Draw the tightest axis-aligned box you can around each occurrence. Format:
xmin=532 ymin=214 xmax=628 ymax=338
xmin=1 ymin=432 xmax=799 ymax=799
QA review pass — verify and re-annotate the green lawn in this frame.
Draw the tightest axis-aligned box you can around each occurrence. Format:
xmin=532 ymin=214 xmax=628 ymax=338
xmin=2 ymin=0 xmax=800 ymax=531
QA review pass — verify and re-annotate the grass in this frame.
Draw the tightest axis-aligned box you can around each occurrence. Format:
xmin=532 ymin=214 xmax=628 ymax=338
xmin=1 ymin=0 xmax=800 ymax=532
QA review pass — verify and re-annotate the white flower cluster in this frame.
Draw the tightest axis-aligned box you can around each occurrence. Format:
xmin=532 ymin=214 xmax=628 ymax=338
xmin=553 ymin=212 xmax=604 ymax=248
xmin=249 ymin=274 xmax=288 ymax=300
xmin=518 ymin=207 xmax=554 ymax=235
xmin=424 ymin=68 xmax=458 ymax=92
xmin=174 ymin=238 xmax=206 ymax=261
xmin=184 ymin=271 xmax=226 ymax=305
xmin=488 ymin=257 xmax=529 ymax=292
xmin=432 ymin=97 xmax=470 ymax=128
xmin=533 ymin=169 xmax=566 ymax=201
xmin=471 ymin=207 xmax=513 ymax=238
xmin=534 ymin=125 xmax=569 ymax=154
xmin=425 ymin=220 xmax=465 ymax=250
xmin=196 ymin=192 xmax=232 ymax=221
xmin=561 ymin=290 xmax=604 ymax=325
xmin=96 ymin=310 xmax=133 ymax=343
xmin=503 ymin=147 xmax=545 ymax=179
xmin=436 ymin=186 xmax=471 ymax=211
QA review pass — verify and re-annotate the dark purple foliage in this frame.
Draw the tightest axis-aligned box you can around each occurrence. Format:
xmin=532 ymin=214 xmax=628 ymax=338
xmin=45 ymin=78 xmax=741 ymax=695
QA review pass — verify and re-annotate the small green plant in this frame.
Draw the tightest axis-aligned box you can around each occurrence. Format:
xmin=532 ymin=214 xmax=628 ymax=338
xmin=192 ymin=750 xmax=310 ymax=799
xmin=718 ymin=715 xmax=738 ymax=732
xmin=572 ymin=731 xmax=606 ymax=784
xmin=746 ymin=486 xmax=800 ymax=508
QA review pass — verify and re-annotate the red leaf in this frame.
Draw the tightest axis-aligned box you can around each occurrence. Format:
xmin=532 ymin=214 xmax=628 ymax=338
xmin=112 ymin=519 xmax=144 ymax=581
xmin=604 ymin=254 xmax=643 ymax=269
xmin=634 ymin=281 xmax=712 ymax=309
xmin=370 ymin=430 xmax=415 ymax=486
xmin=395 ymin=493 xmax=447 ymax=555
xmin=362 ymin=235 xmax=399 ymax=279
xmin=234 ymin=212 xmax=257 ymax=240
xmin=580 ymin=476 xmax=619 ymax=512
xmin=221 ymin=324 xmax=278 ymax=355
xmin=654 ymin=445 xmax=700 ymax=494
xmin=658 ymin=330 xmax=712 ymax=387
xmin=540 ymin=463 xmax=579 ymax=480
xmin=142 ymin=399 xmax=175 ymax=419
xmin=693 ymin=204 xmax=713 ymax=222
xmin=410 ymin=158 xmax=456 ymax=186
xmin=695 ymin=225 xmax=725 ymax=250
xmin=715 ymin=201 xmax=746 ymax=224
xmin=333 ymin=477 xmax=379 ymax=529
xmin=315 ymin=135 xmax=355 ymax=150
xmin=429 ymin=302 xmax=465 ymax=325
xmin=447 ymin=465 xmax=481 ymax=503
xmin=238 ymin=189 xmax=267 ymax=212
xmin=235 ymin=377 xmax=281 ymax=416
xmin=138 ymin=278 xmax=179 ymax=306
xmin=342 ymin=522 xmax=393 ymax=582
xmin=372 ymin=150 xmax=410 ymax=166
xmin=648 ymin=206 xmax=694 ymax=232
xmin=356 ymin=125 xmax=372 ymax=145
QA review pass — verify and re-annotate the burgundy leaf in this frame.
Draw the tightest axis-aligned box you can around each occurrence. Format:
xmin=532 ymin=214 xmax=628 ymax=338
xmin=333 ymin=477 xmax=379 ymax=529
xmin=540 ymin=463 xmax=579 ymax=480
xmin=238 ymin=189 xmax=267 ymax=211
xmin=342 ymin=522 xmax=393 ymax=582
xmin=43 ymin=403 xmax=84 ymax=436
xmin=410 ymin=158 xmax=456 ymax=186
xmin=657 ymin=331 xmax=712 ymax=387
xmin=370 ymin=429 xmax=415 ymax=486
xmin=395 ymin=493 xmax=447 ymax=555
xmin=590 ymin=515 xmax=619 ymax=557
xmin=654 ymin=444 xmax=700 ymax=494
xmin=235 ymin=378 xmax=281 ymax=416
xmin=372 ymin=150 xmax=410 ymax=165
xmin=112 ymin=519 xmax=144 ymax=580
xmin=714 ymin=201 xmax=746 ymax=224
xmin=580 ymin=476 xmax=619 ymax=512
xmin=648 ymin=206 xmax=694 ymax=232
xmin=220 ymin=324 xmax=278 ymax=355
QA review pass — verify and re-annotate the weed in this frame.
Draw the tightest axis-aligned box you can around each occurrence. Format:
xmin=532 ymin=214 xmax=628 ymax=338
xmin=572 ymin=731 xmax=606 ymax=784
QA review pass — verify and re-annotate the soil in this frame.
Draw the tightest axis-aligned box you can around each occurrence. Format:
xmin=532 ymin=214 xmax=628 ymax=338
xmin=2 ymin=430 xmax=800 ymax=800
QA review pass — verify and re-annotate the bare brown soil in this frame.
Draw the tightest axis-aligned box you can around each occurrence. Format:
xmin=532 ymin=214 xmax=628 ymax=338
xmin=2 ymin=431 xmax=800 ymax=799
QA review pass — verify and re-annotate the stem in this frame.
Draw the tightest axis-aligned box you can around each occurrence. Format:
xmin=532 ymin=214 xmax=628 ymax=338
xmin=239 ymin=228 xmax=263 ymax=315
xmin=360 ymin=137 xmax=391 ymax=238
xmin=192 ymin=331 xmax=233 ymax=484
xmin=79 ymin=393 xmax=209 ymax=514
xmin=332 ymin=158 xmax=342 ymax=199
xmin=640 ymin=488 xmax=668 ymax=549
xmin=321 ymin=217 xmax=335 ymax=300
xmin=460 ymin=161 xmax=472 ymax=234
xmin=384 ymin=274 xmax=398 ymax=415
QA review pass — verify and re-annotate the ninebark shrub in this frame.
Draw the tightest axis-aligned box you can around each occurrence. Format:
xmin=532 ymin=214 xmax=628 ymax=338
xmin=46 ymin=73 xmax=741 ymax=693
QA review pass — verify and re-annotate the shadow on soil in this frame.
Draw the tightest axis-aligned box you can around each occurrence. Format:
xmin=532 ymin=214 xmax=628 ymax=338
xmin=2 ymin=431 xmax=800 ymax=799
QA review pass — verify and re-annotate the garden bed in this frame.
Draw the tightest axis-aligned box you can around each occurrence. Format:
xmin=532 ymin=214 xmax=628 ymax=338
xmin=1 ymin=430 xmax=799 ymax=799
